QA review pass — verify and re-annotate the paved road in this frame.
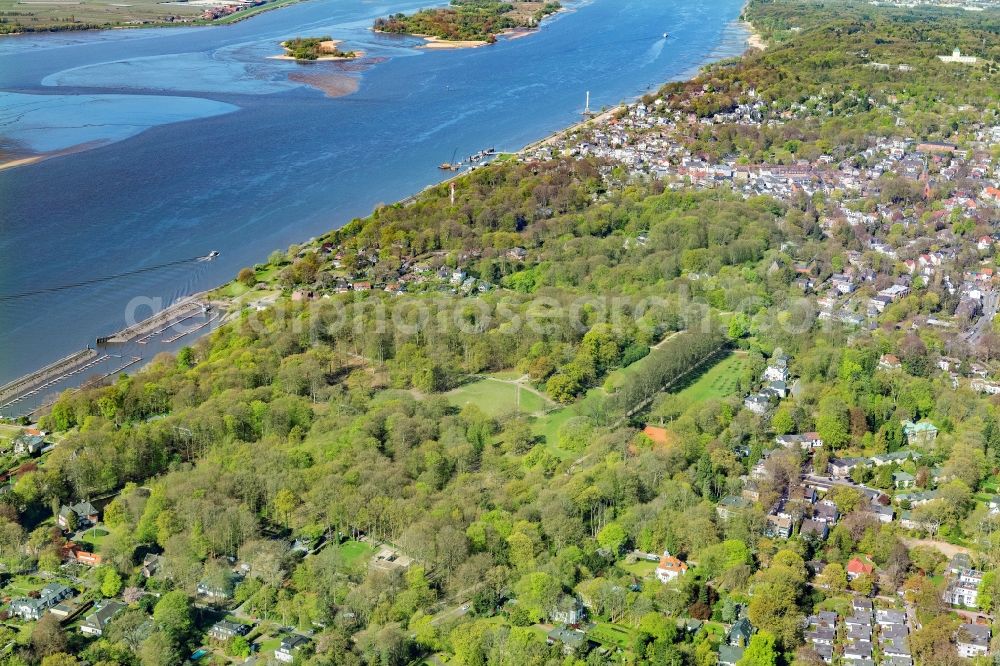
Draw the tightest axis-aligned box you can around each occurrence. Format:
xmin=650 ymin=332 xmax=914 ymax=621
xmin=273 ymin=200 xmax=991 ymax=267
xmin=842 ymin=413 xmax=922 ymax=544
xmin=429 ymin=602 xmax=470 ymax=627
xmin=965 ymin=289 xmax=999 ymax=346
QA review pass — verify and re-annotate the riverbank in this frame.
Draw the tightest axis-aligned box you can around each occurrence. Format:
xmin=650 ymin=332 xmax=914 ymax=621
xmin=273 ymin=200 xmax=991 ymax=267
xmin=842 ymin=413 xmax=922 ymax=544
xmin=744 ymin=20 xmax=766 ymax=50
xmin=0 ymin=0 xmax=753 ymax=406
xmin=0 ymin=0 xmax=300 ymax=36
xmin=419 ymin=35 xmax=489 ymax=49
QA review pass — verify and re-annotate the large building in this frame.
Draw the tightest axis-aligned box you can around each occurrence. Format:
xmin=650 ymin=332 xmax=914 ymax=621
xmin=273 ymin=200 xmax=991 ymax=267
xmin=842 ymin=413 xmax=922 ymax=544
xmin=944 ymin=569 xmax=984 ymax=608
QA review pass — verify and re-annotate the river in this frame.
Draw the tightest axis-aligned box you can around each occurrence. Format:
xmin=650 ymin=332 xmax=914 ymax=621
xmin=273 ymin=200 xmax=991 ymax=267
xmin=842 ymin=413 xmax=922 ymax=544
xmin=0 ymin=0 xmax=748 ymax=412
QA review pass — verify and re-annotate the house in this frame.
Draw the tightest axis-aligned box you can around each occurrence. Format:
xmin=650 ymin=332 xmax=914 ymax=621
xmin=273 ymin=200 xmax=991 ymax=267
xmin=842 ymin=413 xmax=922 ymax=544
xmin=62 ymin=542 xmax=102 ymax=566
xmin=899 ymin=511 xmax=922 ymax=530
xmin=876 ymin=609 xmax=906 ymax=627
xmin=726 ymin=617 xmax=754 ymax=648
xmin=766 ymin=514 xmax=793 ymax=539
xmin=763 ymin=362 xmax=790 ymax=383
xmin=12 ymin=434 xmax=44 ymax=456
xmin=208 ymin=620 xmax=250 ymax=642
xmin=844 ymin=640 xmax=874 ymax=661
xmin=806 ymin=627 xmax=835 ymax=646
xmin=813 ymin=502 xmax=839 ymax=524
xmin=546 ymin=627 xmax=588 ymax=655
xmin=790 ymin=485 xmax=817 ymax=504
xmin=718 ymin=644 xmax=745 ymax=666
xmin=868 ymin=504 xmax=894 ymax=524
xmin=871 ymin=451 xmax=919 ymax=467
xmin=80 ymin=600 xmax=125 ymax=637
xmin=10 ymin=584 xmax=73 ymax=621
xmin=830 ymin=457 xmax=866 ymax=478
xmin=655 ymin=551 xmax=688 ymax=583
xmin=800 ymin=519 xmax=828 ymax=540
xmin=852 ymin=597 xmax=873 ymax=615
xmin=879 ymin=354 xmax=902 ymax=371
xmin=893 ymin=471 xmax=915 ymax=489
xmin=57 ymin=500 xmax=99 ymax=530
xmin=550 ymin=595 xmax=584 ymax=625
xmin=716 ymin=495 xmax=751 ymax=520
xmin=275 ymin=634 xmax=310 ymax=663
xmin=948 ymin=553 xmax=972 ymax=574
xmin=196 ymin=579 xmax=233 ymax=600
xmin=956 ymin=623 xmax=990 ymax=658
xmin=776 ymin=432 xmax=823 ymax=450
xmin=141 ymin=553 xmax=161 ymax=578
xmin=944 ymin=569 xmax=984 ymax=607
xmin=937 ymin=48 xmax=977 ymax=64
xmin=846 ymin=557 xmax=874 ymax=581
xmin=902 ymin=421 xmax=937 ymax=446
xmin=744 ymin=394 xmax=770 ymax=415
xmin=761 ymin=381 xmax=788 ymax=399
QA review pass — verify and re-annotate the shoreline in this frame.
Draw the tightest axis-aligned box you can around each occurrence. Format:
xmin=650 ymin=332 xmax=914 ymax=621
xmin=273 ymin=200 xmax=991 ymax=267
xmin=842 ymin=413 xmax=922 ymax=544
xmin=418 ymin=35 xmax=489 ymax=50
xmin=271 ymin=37 xmax=364 ymax=61
xmin=0 ymin=140 xmax=107 ymax=172
xmin=269 ymin=52 xmax=364 ymax=61
xmin=0 ymin=0 xmax=302 ymax=37
xmin=376 ymin=4 xmax=568 ymax=51
xmin=1 ymin=8 xmax=759 ymax=415
xmin=743 ymin=20 xmax=766 ymax=50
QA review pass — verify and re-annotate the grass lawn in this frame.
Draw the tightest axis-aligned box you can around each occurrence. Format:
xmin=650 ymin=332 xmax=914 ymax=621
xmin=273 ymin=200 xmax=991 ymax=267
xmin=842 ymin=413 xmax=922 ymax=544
xmin=79 ymin=527 xmax=110 ymax=547
xmin=816 ymin=595 xmax=853 ymax=617
xmin=338 ymin=539 xmax=374 ymax=568
xmin=530 ymin=408 xmax=577 ymax=460
xmin=620 ymin=560 xmax=657 ymax=578
xmin=671 ymin=351 xmax=747 ymax=402
xmin=2 ymin=575 xmax=48 ymax=598
xmin=587 ymin=622 xmax=635 ymax=648
xmin=256 ymin=635 xmax=283 ymax=654
xmin=702 ymin=621 xmax=726 ymax=642
xmin=446 ymin=379 xmax=549 ymax=417
xmin=489 ymin=370 xmax=523 ymax=380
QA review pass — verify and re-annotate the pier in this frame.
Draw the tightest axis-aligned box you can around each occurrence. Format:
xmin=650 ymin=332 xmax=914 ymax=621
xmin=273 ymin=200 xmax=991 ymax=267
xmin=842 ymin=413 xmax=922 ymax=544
xmin=97 ymin=299 xmax=207 ymax=345
xmin=0 ymin=349 xmax=107 ymax=412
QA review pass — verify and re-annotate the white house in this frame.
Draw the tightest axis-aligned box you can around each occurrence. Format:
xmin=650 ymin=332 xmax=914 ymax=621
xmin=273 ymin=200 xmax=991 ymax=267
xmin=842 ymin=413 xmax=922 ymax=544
xmin=655 ymin=551 xmax=688 ymax=583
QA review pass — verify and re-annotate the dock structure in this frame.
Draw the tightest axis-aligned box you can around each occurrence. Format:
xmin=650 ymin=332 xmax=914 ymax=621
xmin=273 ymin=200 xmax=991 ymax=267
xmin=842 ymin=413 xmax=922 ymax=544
xmin=97 ymin=300 xmax=207 ymax=345
xmin=0 ymin=349 xmax=107 ymax=412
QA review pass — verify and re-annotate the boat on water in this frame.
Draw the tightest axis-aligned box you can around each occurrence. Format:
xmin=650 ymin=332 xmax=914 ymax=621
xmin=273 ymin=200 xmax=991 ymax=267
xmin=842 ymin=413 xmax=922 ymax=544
xmin=662 ymin=32 xmax=668 ymax=39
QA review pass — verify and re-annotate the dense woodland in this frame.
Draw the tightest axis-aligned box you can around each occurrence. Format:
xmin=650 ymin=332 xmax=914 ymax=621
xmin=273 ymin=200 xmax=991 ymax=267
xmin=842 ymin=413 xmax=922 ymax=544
xmin=373 ymin=0 xmax=562 ymax=42
xmin=1 ymin=1 xmax=999 ymax=665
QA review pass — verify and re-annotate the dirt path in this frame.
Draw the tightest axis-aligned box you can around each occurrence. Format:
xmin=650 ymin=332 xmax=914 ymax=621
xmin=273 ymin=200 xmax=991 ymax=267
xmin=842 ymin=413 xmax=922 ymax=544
xmin=900 ymin=537 xmax=971 ymax=558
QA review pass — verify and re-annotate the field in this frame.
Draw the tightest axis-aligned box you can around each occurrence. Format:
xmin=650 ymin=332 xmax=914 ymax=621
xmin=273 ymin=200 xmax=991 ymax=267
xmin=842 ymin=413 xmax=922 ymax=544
xmin=529 ymin=406 xmax=584 ymax=461
xmin=446 ymin=378 xmax=550 ymax=417
xmin=0 ymin=0 xmax=203 ymax=31
xmin=0 ymin=0 xmax=299 ymax=33
xmin=671 ymin=351 xmax=747 ymax=402
xmin=337 ymin=539 xmax=374 ymax=568
xmin=2 ymin=574 xmax=50 ymax=598
xmin=0 ymin=424 xmax=21 ymax=451
xmin=79 ymin=527 xmax=110 ymax=547
xmin=620 ymin=559 xmax=657 ymax=578
xmin=587 ymin=622 xmax=635 ymax=648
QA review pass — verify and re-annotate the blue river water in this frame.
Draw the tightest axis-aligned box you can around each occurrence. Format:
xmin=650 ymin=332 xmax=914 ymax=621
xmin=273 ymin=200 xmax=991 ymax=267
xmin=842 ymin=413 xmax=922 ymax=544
xmin=0 ymin=0 xmax=748 ymax=394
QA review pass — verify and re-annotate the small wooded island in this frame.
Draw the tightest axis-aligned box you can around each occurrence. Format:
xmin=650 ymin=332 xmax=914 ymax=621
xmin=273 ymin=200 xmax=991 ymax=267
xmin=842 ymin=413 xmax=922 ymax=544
xmin=373 ymin=0 xmax=562 ymax=47
xmin=278 ymin=36 xmax=360 ymax=61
